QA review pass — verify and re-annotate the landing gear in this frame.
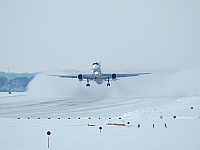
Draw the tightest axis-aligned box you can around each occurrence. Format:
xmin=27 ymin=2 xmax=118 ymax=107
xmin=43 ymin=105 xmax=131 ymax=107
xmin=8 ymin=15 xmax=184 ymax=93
xmin=107 ymin=78 xmax=111 ymax=86
xmin=86 ymin=78 xmax=90 ymax=87
xmin=86 ymin=83 xmax=90 ymax=87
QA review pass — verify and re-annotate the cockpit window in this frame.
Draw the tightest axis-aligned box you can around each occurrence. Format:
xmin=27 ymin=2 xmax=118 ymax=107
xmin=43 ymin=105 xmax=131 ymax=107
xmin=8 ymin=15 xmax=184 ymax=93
xmin=92 ymin=62 xmax=99 ymax=65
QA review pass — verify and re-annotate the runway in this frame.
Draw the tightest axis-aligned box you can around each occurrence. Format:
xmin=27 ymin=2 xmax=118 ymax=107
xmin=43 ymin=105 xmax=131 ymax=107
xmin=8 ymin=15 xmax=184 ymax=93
xmin=0 ymin=92 xmax=199 ymax=120
xmin=0 ymin=92 xmax=182 ymax=118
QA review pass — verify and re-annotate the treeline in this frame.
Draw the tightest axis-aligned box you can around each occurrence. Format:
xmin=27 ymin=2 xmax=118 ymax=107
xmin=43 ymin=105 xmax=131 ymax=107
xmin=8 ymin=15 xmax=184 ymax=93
xmin=0 ymin=72 xmax=36 ymax=92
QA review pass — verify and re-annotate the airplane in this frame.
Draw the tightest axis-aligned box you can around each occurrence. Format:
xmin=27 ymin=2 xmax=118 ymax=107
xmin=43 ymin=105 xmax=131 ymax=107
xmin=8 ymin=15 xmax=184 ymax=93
xmin=48 ymin=62 xmax=150 ymax=87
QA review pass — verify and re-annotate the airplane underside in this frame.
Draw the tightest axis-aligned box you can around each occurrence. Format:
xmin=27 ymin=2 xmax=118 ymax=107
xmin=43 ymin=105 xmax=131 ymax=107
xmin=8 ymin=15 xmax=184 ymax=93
xmin=86 ymin=78 xmax=111 ymax=87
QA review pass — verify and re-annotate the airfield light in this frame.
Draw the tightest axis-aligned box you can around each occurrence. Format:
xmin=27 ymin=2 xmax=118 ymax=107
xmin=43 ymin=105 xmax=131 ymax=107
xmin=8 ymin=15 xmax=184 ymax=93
xmin=47 ymin=131 xmax=51 ymax=148
xmin=99 ymin=127 xmax=103 ymax=133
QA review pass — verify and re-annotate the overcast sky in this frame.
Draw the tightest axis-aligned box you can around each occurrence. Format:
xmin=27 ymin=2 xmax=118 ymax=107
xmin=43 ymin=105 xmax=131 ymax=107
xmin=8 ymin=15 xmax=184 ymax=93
xmin=0 ymin=0 xmax=199 ymax=73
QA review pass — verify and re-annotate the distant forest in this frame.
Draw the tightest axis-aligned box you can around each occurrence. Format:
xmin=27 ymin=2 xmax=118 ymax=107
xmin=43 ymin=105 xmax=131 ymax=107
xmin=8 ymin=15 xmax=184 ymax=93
xmin=0 ymin=72 xmax=36 ymax=92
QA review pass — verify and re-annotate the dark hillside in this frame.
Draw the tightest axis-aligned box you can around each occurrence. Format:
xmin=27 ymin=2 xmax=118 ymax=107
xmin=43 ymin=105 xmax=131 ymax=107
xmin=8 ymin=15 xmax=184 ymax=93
xmin=0 ymin=72 xmax=36 ymax=92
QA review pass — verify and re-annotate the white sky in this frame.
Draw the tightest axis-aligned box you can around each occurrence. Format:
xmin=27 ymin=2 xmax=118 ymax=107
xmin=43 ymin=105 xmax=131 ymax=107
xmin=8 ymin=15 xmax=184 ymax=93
xmin=0 ymin=0 xmax=199 ymax=72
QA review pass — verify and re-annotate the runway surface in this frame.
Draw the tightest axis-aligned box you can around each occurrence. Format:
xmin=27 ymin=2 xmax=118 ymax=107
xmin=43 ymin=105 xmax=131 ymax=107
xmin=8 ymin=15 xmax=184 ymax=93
xmin=0 ymin=92 xmax=199 ymax=119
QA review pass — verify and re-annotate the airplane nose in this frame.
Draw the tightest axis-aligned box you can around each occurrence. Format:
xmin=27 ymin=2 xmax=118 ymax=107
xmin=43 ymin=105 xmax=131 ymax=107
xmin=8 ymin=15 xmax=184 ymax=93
xmin=92 ymin=64 xmax=99 ymax=70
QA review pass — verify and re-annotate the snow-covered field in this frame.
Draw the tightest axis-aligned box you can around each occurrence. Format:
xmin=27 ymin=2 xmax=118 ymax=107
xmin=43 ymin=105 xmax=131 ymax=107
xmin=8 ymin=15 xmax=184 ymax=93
xmin=1 ymin=71 xmax=200 ymax=149
xmin=0 ymin=92 xmax=200 ymax=150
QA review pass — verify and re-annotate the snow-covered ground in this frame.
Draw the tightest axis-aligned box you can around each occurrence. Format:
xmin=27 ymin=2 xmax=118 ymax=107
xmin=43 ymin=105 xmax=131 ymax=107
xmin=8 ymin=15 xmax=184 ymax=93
xmin=0 ymin=92 xmax=200 ymax=150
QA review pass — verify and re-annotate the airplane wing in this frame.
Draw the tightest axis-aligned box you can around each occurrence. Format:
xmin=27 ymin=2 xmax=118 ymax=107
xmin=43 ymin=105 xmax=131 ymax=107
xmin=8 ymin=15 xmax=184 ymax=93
xmin=117 ymin=73 xmax=151 ymax=77
xmin=47 ymin=74 xmax=95 ymax=80
xmin=47 ymin=74 xmax=77 ymax=79
xmin=48 ymin=73 xmax=150 ymax=79
xmin=102 ymin=73 xmax=150 ymax=79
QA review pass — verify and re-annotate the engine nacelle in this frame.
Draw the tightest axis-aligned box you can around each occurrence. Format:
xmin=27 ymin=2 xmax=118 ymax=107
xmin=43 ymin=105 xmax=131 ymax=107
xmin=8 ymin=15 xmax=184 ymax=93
xmin=78 ymin=74 xmax=83 ymax=81
xmin=112 ymin=73 xmax=117 ymax=81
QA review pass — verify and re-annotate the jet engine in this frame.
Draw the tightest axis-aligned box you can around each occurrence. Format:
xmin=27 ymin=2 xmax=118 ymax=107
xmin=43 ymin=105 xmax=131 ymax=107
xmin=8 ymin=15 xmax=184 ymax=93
xmin=112 ymin=73 xmax=117 ymax=81
xmin=78 ymin=74 xmax=83 ymax=81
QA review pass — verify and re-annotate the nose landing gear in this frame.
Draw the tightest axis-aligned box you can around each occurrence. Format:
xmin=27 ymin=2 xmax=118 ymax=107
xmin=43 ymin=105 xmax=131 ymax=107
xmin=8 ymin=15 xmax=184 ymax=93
xmin=86 ymin=78 xmax=90 ymax=87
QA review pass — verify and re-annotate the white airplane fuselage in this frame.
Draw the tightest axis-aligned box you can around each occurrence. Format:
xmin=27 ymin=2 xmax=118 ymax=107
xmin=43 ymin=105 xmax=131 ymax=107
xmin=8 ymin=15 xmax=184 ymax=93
xmin=91 ymin=62 xmax=103 ymax=85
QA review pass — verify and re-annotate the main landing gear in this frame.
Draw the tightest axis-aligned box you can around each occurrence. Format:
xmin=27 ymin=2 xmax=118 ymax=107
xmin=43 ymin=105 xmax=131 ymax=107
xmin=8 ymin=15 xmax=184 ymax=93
xmin=86 ymin=83 xmax=90 ymax=87
xmin=107 ymin=78 xmax=111 ymax=86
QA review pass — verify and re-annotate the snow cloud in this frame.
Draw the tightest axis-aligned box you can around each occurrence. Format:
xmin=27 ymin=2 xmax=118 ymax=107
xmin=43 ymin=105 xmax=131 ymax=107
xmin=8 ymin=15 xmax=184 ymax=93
xmin=27 ymin=67 xmax=200 ymax=97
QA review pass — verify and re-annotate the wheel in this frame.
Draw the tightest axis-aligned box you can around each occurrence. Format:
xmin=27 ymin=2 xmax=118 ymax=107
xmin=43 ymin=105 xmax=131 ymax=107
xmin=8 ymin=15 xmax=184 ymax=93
xmin=107 ymin=83 xmax=110 ymax=86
